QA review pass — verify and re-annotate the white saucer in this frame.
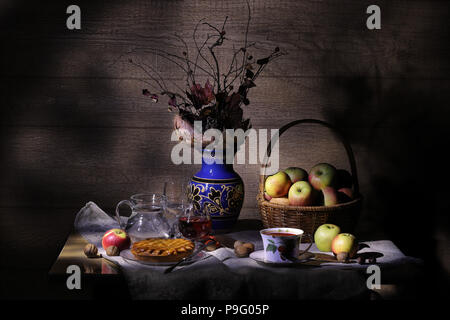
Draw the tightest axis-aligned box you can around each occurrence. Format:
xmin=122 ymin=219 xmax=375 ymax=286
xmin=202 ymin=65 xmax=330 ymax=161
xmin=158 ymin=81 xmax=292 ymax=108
xmin=249 ymin=250 xmax=314 ymax=267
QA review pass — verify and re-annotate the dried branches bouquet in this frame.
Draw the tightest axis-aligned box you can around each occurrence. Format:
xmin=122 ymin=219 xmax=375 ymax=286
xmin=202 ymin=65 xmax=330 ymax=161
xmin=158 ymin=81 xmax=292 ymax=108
xmin=133 ymin=3 xmax=284 ymax=145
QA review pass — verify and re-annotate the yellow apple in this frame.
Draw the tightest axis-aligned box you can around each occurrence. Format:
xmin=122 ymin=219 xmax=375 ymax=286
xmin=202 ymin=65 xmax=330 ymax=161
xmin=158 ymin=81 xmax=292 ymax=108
xmin=269 ymin=197 xmax=290 ymax=206
xmin=265 ymin=171 xmax=292 ymax=198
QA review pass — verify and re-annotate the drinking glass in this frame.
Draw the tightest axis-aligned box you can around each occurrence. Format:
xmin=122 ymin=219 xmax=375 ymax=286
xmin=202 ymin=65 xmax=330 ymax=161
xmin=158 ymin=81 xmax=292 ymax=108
xmin=178 ymin=203 xmax=212 ymax=241
xmin=163 ymin=181 xmax=190 ymax=237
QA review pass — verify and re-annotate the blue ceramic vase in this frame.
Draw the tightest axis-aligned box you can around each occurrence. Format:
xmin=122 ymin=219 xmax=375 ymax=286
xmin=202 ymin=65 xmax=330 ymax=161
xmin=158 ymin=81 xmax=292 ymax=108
xmin=188 ymin=149 xmax=244 ymax=231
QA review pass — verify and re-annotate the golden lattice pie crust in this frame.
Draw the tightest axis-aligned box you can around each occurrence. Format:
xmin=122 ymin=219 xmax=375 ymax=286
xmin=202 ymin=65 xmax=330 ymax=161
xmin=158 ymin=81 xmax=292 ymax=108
xmin=131 ymin=238 xmax=195 ymax=262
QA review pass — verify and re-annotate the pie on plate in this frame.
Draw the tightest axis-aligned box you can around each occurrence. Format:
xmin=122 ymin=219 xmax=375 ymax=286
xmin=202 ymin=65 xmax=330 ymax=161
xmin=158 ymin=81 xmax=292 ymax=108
xmin=130 ymin=238 xmax=195 ymax=262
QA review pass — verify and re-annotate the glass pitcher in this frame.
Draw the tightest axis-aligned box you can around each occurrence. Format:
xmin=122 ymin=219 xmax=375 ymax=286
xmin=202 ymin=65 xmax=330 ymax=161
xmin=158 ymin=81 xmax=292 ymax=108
xmin=115 ymin=193 xmax=171 ymax=242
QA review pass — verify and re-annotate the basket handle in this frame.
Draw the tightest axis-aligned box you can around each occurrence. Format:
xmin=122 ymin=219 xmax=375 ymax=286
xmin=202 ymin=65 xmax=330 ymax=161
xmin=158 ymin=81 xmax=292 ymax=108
xmin=260 ymin=119 xmax=360 ymax=196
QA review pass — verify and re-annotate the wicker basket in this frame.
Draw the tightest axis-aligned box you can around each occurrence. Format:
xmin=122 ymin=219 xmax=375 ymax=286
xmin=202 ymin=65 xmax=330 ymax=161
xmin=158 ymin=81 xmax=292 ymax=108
xmin=257 ymin=119 xmax=362 ymax=240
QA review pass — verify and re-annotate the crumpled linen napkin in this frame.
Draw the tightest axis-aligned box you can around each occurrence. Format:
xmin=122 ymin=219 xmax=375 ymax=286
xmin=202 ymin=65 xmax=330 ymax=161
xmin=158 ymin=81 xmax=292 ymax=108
xmin=73 ymin=202 xmax=422 ymax=299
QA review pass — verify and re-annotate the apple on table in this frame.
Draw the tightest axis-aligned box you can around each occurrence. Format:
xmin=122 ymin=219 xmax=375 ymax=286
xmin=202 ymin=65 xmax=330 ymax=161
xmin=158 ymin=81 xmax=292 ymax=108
xmin=102 ymin=228 xmax=130 ymax=251
xmin=314 ymin=224 xmax=341 ymax=252
xmin=331 ymin=233 xmax=358 ymax=258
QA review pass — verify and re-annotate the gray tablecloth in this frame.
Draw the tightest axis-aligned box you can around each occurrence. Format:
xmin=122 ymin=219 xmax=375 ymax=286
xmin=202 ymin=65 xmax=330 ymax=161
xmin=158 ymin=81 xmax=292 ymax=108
xmin=74 ymin=202 xmax=422 ymax=299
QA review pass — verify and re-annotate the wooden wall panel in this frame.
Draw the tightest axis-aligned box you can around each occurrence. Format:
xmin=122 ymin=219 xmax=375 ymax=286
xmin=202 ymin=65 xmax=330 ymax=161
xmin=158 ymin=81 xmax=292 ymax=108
xmin=0 ymin=1 xmax=449 ymax=266
xmin=1 ymin=0 xmax=448 ymax=79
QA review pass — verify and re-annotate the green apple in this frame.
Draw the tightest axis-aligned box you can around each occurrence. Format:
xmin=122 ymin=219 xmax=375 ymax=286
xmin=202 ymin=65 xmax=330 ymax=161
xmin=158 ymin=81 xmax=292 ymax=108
xmin=284 ymin=167 xmax=308 ymax=183
xmin=309 ymin=163 xmax=337 ymax=190
xmin=265 ymin=171 xmax=292 ymax=198
xmin=314 ymin=224 xmax=341 ymax=252
xmin=331 ymin=233 xmax=357 ymax=258
xmin=288 ymin=181 xmax=314 ymax=206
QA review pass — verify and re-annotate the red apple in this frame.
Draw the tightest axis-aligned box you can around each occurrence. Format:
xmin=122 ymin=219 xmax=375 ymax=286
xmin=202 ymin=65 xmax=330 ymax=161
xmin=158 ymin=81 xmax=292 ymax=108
xmin=288 ymin=181 xmax=314 ymax=206
xmin=264 ymin=192 xmax=272 ymax=201
xmin=269 ymin=197 xmax=290 ymax=206
xmin=336 ymin=169 xmax=353 ymax=188
xmin=284 ymin=167 xmax=308 ymax=183
xmin=331 ymin=233 xmax=357 ymax=258
xmin=338 ymin=187 xmax=354 ymax=203
xmin=265 ymin=171 xmax=292 ymax=198
xmin=102 ymin=229 xmax=130 ymax=251
xmin=309 ymin=163 xmax=337 ymax=190
xmin=322 ymin=186 xmax=338 ymax=206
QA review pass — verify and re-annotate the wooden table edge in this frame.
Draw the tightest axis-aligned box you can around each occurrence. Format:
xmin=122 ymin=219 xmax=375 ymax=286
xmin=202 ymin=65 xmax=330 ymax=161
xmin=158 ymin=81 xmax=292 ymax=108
xmin=49 ymin=231 xmax=122 ymax=276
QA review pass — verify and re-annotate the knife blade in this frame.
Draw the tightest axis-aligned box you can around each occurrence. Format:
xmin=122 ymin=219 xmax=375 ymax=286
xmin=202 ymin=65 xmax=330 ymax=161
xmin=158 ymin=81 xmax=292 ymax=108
xmin=163 ymin=241 xmax=208 ymax=274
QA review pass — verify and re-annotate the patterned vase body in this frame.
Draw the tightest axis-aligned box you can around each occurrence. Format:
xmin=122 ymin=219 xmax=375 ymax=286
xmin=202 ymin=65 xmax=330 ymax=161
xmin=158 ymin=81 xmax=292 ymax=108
xmin=189 ymin=150 xmax=244 ymax=231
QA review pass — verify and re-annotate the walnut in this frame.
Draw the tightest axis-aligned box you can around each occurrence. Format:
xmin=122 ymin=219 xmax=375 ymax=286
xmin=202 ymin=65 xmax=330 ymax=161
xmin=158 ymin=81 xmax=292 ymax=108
xmin=233 ymin=240 xmax=244 ymax=249
xmin=83 ymin=243 xmax=98 ymax=258
xmin=233 ymin=241 xmax=256 ymax=258
xmin=234 ymin=245 xmax=250 ymax=258
xmin=106 ymin=245 xmax=120 ymax=256
xmin=242 ymin=242 xmax=255 ymax=253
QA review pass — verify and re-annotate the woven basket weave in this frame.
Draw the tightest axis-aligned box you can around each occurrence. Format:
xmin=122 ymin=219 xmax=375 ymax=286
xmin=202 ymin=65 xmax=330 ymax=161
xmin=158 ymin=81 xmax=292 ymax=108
xmin=257 ymin=119 xmax=362 ymax=240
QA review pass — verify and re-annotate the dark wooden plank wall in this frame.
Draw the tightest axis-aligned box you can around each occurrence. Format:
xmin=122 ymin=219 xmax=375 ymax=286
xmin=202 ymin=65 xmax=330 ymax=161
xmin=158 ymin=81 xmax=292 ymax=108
xmin=1 ymin=0 xmax=449 ymax=297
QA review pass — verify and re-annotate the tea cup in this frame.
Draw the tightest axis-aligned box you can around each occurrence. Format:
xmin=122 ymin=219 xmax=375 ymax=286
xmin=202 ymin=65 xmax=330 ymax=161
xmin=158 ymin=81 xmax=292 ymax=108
xmin=260 ymin=227 xmax=312 ymax=263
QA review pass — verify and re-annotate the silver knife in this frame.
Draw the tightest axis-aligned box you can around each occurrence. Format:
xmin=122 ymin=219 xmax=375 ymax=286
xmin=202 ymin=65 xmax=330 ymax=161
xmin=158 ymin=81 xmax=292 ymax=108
xmin=164 ymin=242 xmax=208 ymax=274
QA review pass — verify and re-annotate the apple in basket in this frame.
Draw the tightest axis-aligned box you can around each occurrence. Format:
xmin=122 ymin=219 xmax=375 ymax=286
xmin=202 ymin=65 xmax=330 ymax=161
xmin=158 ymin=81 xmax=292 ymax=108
xmin=337 ymin=169 xmax=353 ymax=188
xmin=314 ymin=224 xmax=341 ymax=252
xmin=288 ymin=181 xmax=314 ymax=206
xmin=284 ymin=167 xmax=308 ymax=183
xmin=264 ymin=192 xmax=272 ymax=201
xmin=321 ymin=186 xmax=338 ymax=206
xmin=337 ymin=187 xmax=354 ymax=203
xmin=265 ymin=171 xmax=292 ymax=198
xmin=269 ymin=197 xmax=290 ymax=206
xmin=102 ymin=229 xmax=130 ymax=251
xmin=309 ymin=163 xmax=337 ymax=190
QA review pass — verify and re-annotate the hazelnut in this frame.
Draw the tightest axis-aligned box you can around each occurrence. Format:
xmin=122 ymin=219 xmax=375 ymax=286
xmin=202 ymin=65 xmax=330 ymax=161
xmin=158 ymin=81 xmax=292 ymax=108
xmin=242 ymin=242 xmax=255 ymax=253
xmin=83 ymin=243 xmax=98 ymax=258
xmin=235 ymin=245 xmax=250 ymax=258
xmin=368 ymin=257 xmax=377 ymax=264
xmin=234 ymin=240 xmax=244 ymax=249
xmin=106 ymin=245 xmax=120 ymax=256
xmin=357 ymin=256 xmax=365 ymax=264
xmin=336 ymin=252 xmax=349 ymax=262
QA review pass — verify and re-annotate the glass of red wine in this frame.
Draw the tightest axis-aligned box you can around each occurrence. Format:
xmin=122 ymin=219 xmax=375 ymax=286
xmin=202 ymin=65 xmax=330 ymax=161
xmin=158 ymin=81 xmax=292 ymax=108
xmin=178 ymin=203 xmax=212 ymax=241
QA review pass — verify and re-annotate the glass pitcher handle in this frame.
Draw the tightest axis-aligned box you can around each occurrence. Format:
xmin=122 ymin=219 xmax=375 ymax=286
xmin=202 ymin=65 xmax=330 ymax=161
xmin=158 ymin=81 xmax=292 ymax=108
xmin=115 ymin=200 xmax=133 ymax=230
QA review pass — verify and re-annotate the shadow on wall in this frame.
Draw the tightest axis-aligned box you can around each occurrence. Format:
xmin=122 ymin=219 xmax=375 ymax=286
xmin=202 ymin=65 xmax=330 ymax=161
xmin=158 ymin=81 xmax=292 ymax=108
xmin=319 ymin=2 xmax=450 ymax=298
xmin=0 ymin=1 xmax=122 ymax=208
